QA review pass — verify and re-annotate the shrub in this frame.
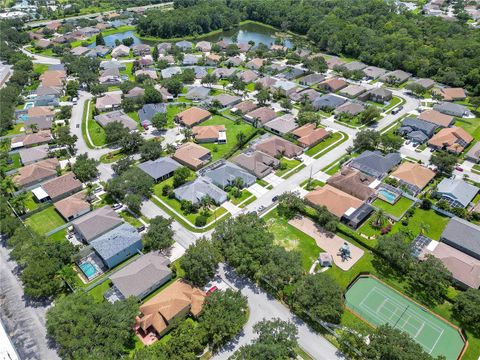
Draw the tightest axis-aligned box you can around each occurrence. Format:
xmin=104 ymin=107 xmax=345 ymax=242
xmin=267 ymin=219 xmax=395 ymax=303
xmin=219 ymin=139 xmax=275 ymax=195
xmin=195 ymin=215 xmax=207 ymax=227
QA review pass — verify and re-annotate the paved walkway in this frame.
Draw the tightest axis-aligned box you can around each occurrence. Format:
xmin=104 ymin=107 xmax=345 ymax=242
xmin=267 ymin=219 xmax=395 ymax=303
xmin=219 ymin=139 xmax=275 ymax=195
xmin=288 ymin=216 xmax=364 ymax=271
xmin=247 ymin=183 xmax=268 ymax=198
xmin=223 ymin=201 xmax=242 ymax=216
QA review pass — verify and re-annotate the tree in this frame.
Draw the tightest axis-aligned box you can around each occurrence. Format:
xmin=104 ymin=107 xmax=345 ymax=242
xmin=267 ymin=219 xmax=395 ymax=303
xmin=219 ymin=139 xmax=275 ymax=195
xmin=291 ymin=273 xmax=344 ymax=324
xmin=46 ymin=292 xmax=138 ymax=360
xmin=151 ymin=112 xmax=168 ymax=130
xmin=122 ymin=37 xmax=134 ymax=46
xmin=124 ymin=193 xmax=142 ymax=214
xmin=371 ymin=209 xmax=387 ymax=228
xmin=172 ymin=166 xmax=191 ymax=188
xmin=231 ymin=318 xmax=298 ymax=360
xmin=112 ymin=156 xmax=134 ymax=175
xmin=409 ymin=255 xmax=451 ymax=305
xmin=236 ymin=131 xmax=246 ymax=146
xmin=152 ymin=45 xmax=159 ymax=61
xmin=144 ymin=86 xmax=163 ymax=104
xmin=406 ymin=82 xmax=426 ymax=97
xmin=105 ymin=167 xmax=153 ymax=201
xmin=376 ymin=233 xmax=412 ymax=273
xmin=380 ymin=133 xmax=404 ymax=152
xmin=65 ymin=80 xmax=79 ymax=97
xmin=140 ymin=141 xmax=162 ymax=161
xmin=430 ymin=151 xmax=457 ymax=177
xmin=119 ymin=131 xmax=144 ymax=154
xmin=55 ymin=125 xmax=77 ymax=154
xmin=163 ymin=77 xmax=183 ymax=97
xmin=72 ymin=153 xmax=98 ymax=182
xmin=199 ymin=289 xmax=248 ymax=350
xmin=201 ymin=73 xmax=218 ymax=87
xmin=95 ymin=32 xmax=105 ymax=46
xmin=277 ymin=192 xmax=305 ymax=220
xmin=353 ymin=129 xmax=381 ymax=151
xmin=256 ymin=89 xmax=270 ymax=106
xmin=104 ymin=121 xmax=129 ymax=145
xmin=452 ymin=289 xmax=480 ymax=335
xmin=142 ymin=215 xmax=174 ymax=251
xmin=180 ymin=238 xmax=220 ymax=287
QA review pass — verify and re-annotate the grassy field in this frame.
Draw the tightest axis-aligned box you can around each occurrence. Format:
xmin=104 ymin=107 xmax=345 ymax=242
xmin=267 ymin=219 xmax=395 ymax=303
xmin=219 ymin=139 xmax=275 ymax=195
xmin=5 ymin=123 xmax=24 ymax=136
xmin=6 ymin=152 xmax=21 ymax=171
xmin=24 ymin=192 xmax=40 ymax=212
xmin=119 ymin=210 xmax=143 ymax=228
xmin=454 ymin=117 xmax=480 ymax=141
xmin=83 ymin=100 xmax=106 ymax=147
xmin=166 ymin=104 xmax=187 ymax=128
xmin=372 ymin=196 xmax=414 ymax=218
xmin=197 ymin=115 xmax=256 ymax=161
xmin=305 ymin=132 xmax=346 ymax=158
xmin=275 ymin=158 xmax=301 ymax=177
xmin=229 ymin=189 xmax=253 ymax=205
xmin=25 ymin=206 xmax=66 ymax=235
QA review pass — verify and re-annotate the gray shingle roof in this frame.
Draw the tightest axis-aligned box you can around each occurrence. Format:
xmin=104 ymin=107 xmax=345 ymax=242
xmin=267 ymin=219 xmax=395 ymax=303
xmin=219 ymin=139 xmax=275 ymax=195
xmin=349 ymin=150 xmax=401 ymax=178
xmin=433 ymin=102 xmax=470 ymax=117
xmin=174 ymin=177 xmax=227 ymax=205
xmin=72 ymin=206 xmax=123 ymax=243
xmin=138 ymin=157 xmax=181 ymax=181
xmin=437 ymin=178 xmax=479 ymax=208
xmin=91 ymin=223 xmax=142 ymax=263
xmin=138 ymin=103 xmax=166 ymax=125
xmin=402 ymin=117 xmax=438 ymax=136
xmin=313 ymin=94 xmax=347 ymax=110
xmin=203 ymin=161 xmax=256 ymax=189
xmin=441 ymin=217 xmax=480 ymax=259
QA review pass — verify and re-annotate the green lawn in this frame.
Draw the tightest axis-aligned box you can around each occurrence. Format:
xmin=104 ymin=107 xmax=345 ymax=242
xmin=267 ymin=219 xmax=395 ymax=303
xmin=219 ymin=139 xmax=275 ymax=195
xmin=5 ymin=123 xmax=23 ymax=136
xmin=229 ymin=189 xmax=253 ymax=205
xmin=256 ymin=179 xmax=269 ymax=187
xmin=6 ymin=152 xmax=21 ymax=171
xmin=198 ymin=115 xmax=256 ymax=161
xmin=33 ymin=63 xmax=49 ymax=75
xmin=454 ymin=117 xmax=480 ymax=141
xmin=83 ymin=100 xmax=106 ymax=147
xmin=283 ymin=164 xmax=306 ymax=179
xmin=305 ymin=132 xmax=346 ymax=158
xmin=300 ymin=179 xmax=325 ymax=190
xmin=119 ymin=210 xmax=143 ymax=228
xmin=275 ymin=158 xmax=301 ymax=177
xmin=99 ymin=149 xmax=126 ymax=164
xmin=238 ymin=195 xmax=257 ymax=208
xmin=166 ymin=104 xmax=187 ymax=128
xmin=121 ymin=62 xmax=135 ymax=82
xmin=372 ymin=196 xmax=414 ymax=218
xmin=264 ymin=210 xmax=320 ymax=271
xmin=48 ymin=228 xmax=68 ymax=242
xmin=24 ymin=192 xmax=40 ymax=212
xmin=25 ymin=206 xmax=66 ymax=235
xmin=88 ymin=280 xmax=112 ymax=303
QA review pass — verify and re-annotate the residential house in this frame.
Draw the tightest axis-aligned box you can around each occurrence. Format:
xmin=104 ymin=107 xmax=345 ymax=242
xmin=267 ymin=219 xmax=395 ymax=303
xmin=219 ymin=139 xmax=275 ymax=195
xmin=35 ymin=38 xmax=51 ymax=49
xmin=244 ymin=107 xmax=277 ymax=127
xmin=418 ymin=109 xmax=454 ymax=128
xmin=349 ymin=150 xmax=401 ymax=179
xmin=209 ymin=94 xmax=241 ymax=108
xmin=36 ymin=172 xmax=83 ymax=202
xmin=136 ymin=280 xmax=205 ymax=339
xmin=54 ymin=191 xmax=90 ymax=221
xmin=343 ymin=61 xmax=367 ymax=72
xmin=71 ymin=46 xmax=90 ymax=56
xmin=36 ymin=85 xmax=62 ymax=97
xmin=185 ymin=87 xmax=210 ymax=101
xmin=237 ymin=43 xmax=251 ymax=53
xmin=339 ymin=84 xmax=367 ymax=98
xmin=157 ymin=42 xmax=172 ymax=54
xmin=125 ymin=87 xmax=145 ymax=99
xmin=436 ymin=177 xmax=479 ymax=208
xmin=441 ymin=217 xmax=480 ymax=260
xmin=11 ymin=130 xmax=52 ymax=148
xmin=326 ymin=57 xmax=345 ymax=69
xmin=264 ymin=114 xmax=298 ymax=135
xmin=231 ymin=101 xmax=257 ymax=115
xmin=335 ymin=102 xmax=365 ymax=117
xmin=34 ymin=94 xmax=59 ymax=107
xmin=196 ymin=41 xmax=211 ymax=52
xmin=108 ymin=252 xmax=172 ymax=301
xmin=161 ymin=67 xmax=182 ymax=79
xmin=359 ymin=88 xmax=393 ymax=104
xmin=13 ymin=158 xmax=59 ymax=188
xmin=175 ymin=40 xmax=193 ymax=50
xmin=99 ymin=67 xmax=122 ymax=85
xmin=305 ymin=184 xmax=364 ymax=218
xmin=173 ymin=142 xmax=211 ymax=170
xmin=256 ymin=76 xmax=277 ymax=90
xmin=95 ymin=92 xmax=122 ymax=111
xmin=362 ymin=66 xmax=387 ymax=80
xmin=289 ymin=88 xmax=321 ymax=103
xmin=212 ymin=68 xmax=236 ymax=79
xmin=298 ymin=73 xmax=325 ymax=86
xmin=111 ymin=44 xmax=130 ymax=58
xmin=411 ymin=78 xmax=435 ymax=90
xmin=94 ymin=110 xmax=138 ymax=131
xmin=318 ymin=78 xmax=348 ymax=93
xmin=225 ymin=56 xmax=242 ymax=67
xmin=72 ymin=206 xmax=123 ymax=243
xmin=135 ymin=69 xmax=158 ymax=80
xmin=91 ymin=223 xmax=143 ymax=269
xmin=313 ymin=94 xmax=347 ymax=111
xmin=205 ymin=54 xmax=221 ymax=66
xmin=100 ymin=60 xmax=126 ymax=71
xmin=86 ymin=45 xmax=111 ymax=58
xmin=138 ymin=55 xmax=154 ymax=68
xmin=138 ymin=157 xmax=182 ymax=182
xmin=292 ymin=123 xmax=330 ymax=149
xmin=246 ymin=58 xmax=264 ymax=70
xmin=466 ymin=142 xmax=480 ymax=163
xmin=132 ymin=44 xmax=151 ymax=56
xmin=233 ymin=150 xmax=279 ymax=178
xmin=379 ymin=70 xmax=412 ymax=84
xmin=327 ymin=168 xmax=375 ymax=201
xmin=272 ymin=79 xmax=298 ymax=96
xmin=174 ymin=177 xmax=227 ymax=205
xmin=433 ymin=102 xmax=470 ymax=118
xmin=203 ymin=161 xmax=256 ymax=189
xmin=398 ymin=117 xmax=438 ymax=144
xmin=175 ymin=107 xmax=211 ymax=127
xmin=277 ymin=67 xmax=306 ymax=80
xmin=427 ymin=127 xmax=473 ymax=154
xmin=433 ymin=88 xmax=467 ymax=101
xmin=138 ymin=103 xmax=166 ymax=126
xmin=183 ymin=54 xmax=200 ymax=66
xmin=19 ymin=144 xmax=49 ymax=165
xmin=154 ymin=85 xmax=174 ymax=101
xmin=192 ymin=125 xmax=226 ymax=143
xmin=239 ymin=70 xmax=258 ymax=83
xmin=255 ymin=135 xmax=303 ymax=159
xmin=184 ymin=66 xmax=207 ymax=79
xmin=390 ymin=162 xmax=436 ymax=195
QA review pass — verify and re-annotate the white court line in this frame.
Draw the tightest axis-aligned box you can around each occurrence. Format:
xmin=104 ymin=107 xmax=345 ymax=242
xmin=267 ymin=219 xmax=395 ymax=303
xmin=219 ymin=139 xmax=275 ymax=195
xmin=359 ymin=287 xmax=376 ymax=308
xmin=414 ymin=322 xmax=425 ymax=339
xmin=428 ymin=329 xmax=444 ymax=354
xmin=376 ymin=298 xmax=388 ymax=314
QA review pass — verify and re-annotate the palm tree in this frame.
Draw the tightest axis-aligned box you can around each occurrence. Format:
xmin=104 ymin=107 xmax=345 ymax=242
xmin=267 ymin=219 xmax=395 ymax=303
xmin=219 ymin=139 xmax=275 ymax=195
xmin=419 ymin=222 xmax=430 ymax=236
xmin=181 ymin=128 xmax=193 ymax=141
xmin=236 ymin=131 xmax=246 ymax=146
xmin=372 ymin=209 xmax=386 ymax=228
xmin=85 ymin=183 xmax=95 ymax=203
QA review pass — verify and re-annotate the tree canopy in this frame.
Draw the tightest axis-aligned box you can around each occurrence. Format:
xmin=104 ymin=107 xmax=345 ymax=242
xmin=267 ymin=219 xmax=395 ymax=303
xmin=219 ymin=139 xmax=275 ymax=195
xmin=180 ymin=237 xmax=220 ymax=287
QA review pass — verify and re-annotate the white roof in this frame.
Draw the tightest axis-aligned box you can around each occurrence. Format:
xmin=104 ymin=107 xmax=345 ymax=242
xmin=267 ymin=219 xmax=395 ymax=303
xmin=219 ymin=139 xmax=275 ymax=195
xmin=32 ymin=187 xmax=49 ymax=200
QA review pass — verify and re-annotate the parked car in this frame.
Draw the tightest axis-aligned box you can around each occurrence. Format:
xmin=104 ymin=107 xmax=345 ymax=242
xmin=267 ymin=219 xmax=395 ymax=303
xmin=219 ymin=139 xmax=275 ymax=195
xmin=142 ymin=124 xmax=149 ymax=130
xmin=137 ymin=225 xmax=145 ymax=232
xmin=112 ymin=203 xmax=122 ymax=210
xmin=272 ymin=195 xmax=278 ymax=202
xmin=207 ymin=286 xmax=218 ymax=296
xmin=455 ymin=166 xmax=463 ymax=172
xmin=72 ymin=97 xmax=78 ymax=104
xmin=391 ymin=106 xmax=403 ymax=115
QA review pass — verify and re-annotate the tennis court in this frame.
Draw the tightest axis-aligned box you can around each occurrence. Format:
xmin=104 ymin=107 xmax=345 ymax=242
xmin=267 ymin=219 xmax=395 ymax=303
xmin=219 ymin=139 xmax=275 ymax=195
xmin=345 ymin=276 xmax=465 ymax=360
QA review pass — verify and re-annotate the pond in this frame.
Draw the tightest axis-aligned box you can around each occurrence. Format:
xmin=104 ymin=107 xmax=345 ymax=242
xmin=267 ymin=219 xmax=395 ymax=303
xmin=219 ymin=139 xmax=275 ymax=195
xmin=202 ymin=22 xmax=294 ymax=48
xmin=89 ymin=30 xmax=143 ymax=48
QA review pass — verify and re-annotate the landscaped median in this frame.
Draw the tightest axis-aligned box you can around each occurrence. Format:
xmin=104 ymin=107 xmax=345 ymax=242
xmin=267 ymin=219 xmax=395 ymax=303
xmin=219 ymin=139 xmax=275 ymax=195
xmin=82 ymin=100 xmax=106 ymax=148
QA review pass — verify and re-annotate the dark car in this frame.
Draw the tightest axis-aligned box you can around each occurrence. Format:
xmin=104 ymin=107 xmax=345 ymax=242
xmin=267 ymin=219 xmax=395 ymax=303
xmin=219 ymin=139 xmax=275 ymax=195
xmin=272 ymin=195 xmax=278 ymax=202
xmin=391 ymin=106 xmax=403 ymax=115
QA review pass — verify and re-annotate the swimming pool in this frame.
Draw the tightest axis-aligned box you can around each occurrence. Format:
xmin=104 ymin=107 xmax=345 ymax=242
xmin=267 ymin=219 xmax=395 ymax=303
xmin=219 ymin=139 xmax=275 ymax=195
xmin=378 ymin=189 xmax=398 ymax=204
xmin=24 ymin=102 xmax=34 ymax=110
xmin=79 ymin=261 xmax=98 ymax=279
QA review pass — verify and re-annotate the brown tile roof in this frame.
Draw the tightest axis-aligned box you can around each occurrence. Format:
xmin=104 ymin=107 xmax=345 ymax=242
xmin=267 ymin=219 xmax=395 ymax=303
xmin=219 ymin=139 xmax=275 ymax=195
xmin=233 ymin=150 xmax=279 ymax=178
xmin=433 ymin=87 xmax=467 ymax=101
xmin=245 ymin=107 xmax=277 ymax=125
xmin=292 ymin=124 xmax=329 ymax=148
xmin=95 ymin=93 xmax=122 ymax=110
xmin=173 ymin=142 xmax=211 ymax=169
xmin=418 ymin=109 xmax=454 ymax=128
xmin=13 ymin=158 xmax=59 ymax=187
xmin=136 ymin=280 xmax=205 ymax=334
xmin=54 ymin=191 xmax=90 ymax=220
xmin=428 ymin=127 xmax=473 ymax=153
xmin=192 ymin=125 xmax=225 ymax=141
xmin=176 ymin=107 xmax=211 ymax=127
xmin=12 ymin=130 xmax=52 ymax=147
xmin=255 ymin=136 xmax=303 ymax=159
xmin=327 ymin=168 xmax=375 ymax=201
xmin=390 ymin=162 xmax=435 ymax=190
xmin=320 ymin=77 xmax=348 ymax=92
xmin=305 ymin=184 xmax=363 ymax=218
xmin=422 ymin=242 xmax=480 ymax=289
xmin=42 ymin=172 xmax=83 ymax=200
xmin=233 ymin=101 xmax=257 ymax=114
xmin=40 ymin=70 xmax=66 ymax=87
xmin=28 ymin=106 xmax=54 ymax=118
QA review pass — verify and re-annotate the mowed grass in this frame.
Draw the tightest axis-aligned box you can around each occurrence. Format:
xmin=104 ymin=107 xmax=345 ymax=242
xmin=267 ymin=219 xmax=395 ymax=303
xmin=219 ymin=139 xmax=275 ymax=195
xmin=83 ymin=100 xmax=105 ymax=147
xmin=25 ymin=206 xmax=66 ymax=235
xmin=372 ymin=196 xmax=414 ymax=218
xmin=454 ymin=117 xmax=480 ymax=141
xmin=305 ymin=132 xmax=345 ymax=158
xmin=166 ymin=104 xmax=187 ymax=128
xmin=198 ymin=115 xmax=256 ymax=161
xmin=275 ymin=158 xmax=301 ymax=177
xmin=229 ymin=189 xmax=253 ymax=205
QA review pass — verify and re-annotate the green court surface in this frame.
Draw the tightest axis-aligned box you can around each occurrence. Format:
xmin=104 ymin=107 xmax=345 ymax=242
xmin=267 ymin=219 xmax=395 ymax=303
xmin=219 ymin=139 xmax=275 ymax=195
xmin=345 ymin=276 xmax=465 ymax=360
